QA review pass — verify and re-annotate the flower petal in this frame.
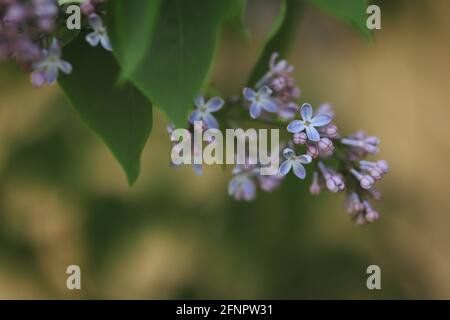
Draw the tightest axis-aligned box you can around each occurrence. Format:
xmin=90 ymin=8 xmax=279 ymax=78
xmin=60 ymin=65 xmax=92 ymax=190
xmin=189 ymin=110 xmax=202 ymax=124
xmin=100 ymin=34 xmax=113 ymax=51
xmin=205 ymin=97 xmax=224 ymax=113
xmin=261 ymin=98 xmax=278 ymax=113
xmin=282 ymin=148 xmax=295 ymax=159
xmin=88 ymin=13 xmax=103 ymax=30
xmin=279 ymin=160 xmax=293 ymax=176
xmin=287 ymin=120 xmax=306 ymax=133
xmin=300 ymin=103 xmax=313 ymax=121
xmin=193 ymin=164 xmax=203 ymax=176
xmin=228 ymin=176 xmax=240 ymax=195
xmin=48 ymin=39 xmax=60 ymax=56
xmin=58 ymin=60 xmax=72 ymax=74
xmin=249 ymin=102 xmax=261 ymax=119
xmin=45 ymin=64 xmax=58 ymax=84
xmin=194 ymin=95 xmax=205 ymax=109
xmin=306 ymin=126 xmax=320 ymax=142
xmin=292 ymin=162 xmax=306 ymax=179
xmin=258 ymin=85 xmax=273 ymax=98
xmin=297 ymin=154 xmax=312 ymax=164
xmin=86 ymin=32 xmax=100 ymax=47
xmin=202 ymin=113 xmax=219 ymax=129
xmin=243 ymin=87 xmax=255 ymax=101
xmin=310 ymin=114 xmax=332 ymax=127
xmin=241 ymin=178 xmax=256 ymax=201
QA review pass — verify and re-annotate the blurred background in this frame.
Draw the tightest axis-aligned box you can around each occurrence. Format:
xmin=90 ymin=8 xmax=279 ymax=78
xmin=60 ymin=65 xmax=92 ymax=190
xmin=0 ymin=0 xmax=449 ymax=299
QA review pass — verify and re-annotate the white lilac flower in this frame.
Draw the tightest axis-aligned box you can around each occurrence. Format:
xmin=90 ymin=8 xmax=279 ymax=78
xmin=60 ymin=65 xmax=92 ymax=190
xmin=86 ymin=14 xmax=112 ymax=51
xmin=189 ymin=95 xmax=224 ymax=129
xmin=287 ymin=103 xmax=332 ymax=142
xmin=31 ymin=39 xmax=72 ymax=86
xmin=279 ymin=148 xmax=312 ymax=180
xmin=243 ymin=86 xmax=278 ymax=119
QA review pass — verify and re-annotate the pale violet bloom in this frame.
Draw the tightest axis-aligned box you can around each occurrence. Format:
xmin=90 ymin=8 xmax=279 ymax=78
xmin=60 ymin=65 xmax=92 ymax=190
xmin=86 ymin=14 xmax=112 ymax=51
xmin=287 ymin=103 xmax=332 ymax=142
xmin=189 ymin=95 xmax=224 ymax=129
xmin=243 ymin=86 xmax=278 ymax=119
xmin=31 ymin=39 xmax=72 ymax=85
xmin=279 ymin=148 xmax=312 ymax=180
xmin=228 ymin=175 xmax=256 ymax=201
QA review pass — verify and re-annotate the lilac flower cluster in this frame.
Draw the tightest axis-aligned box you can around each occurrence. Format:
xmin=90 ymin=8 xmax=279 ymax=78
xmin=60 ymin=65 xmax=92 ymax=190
xmin=169 ymin=53 xmax=389 ymax=225
xmin=0 ymin=0 xmax=111 ymax=87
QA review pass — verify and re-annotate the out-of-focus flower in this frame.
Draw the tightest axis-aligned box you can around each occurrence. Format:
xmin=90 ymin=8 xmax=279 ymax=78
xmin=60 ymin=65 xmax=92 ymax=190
xmin=228 ymin=172 xmax=257 ymax=201
xmin=31 ymin=39 xmax=72 ymax=86
xmin=287 ymin=103 xmax=332 ymax=142
xmin=243 ymin=86 xmax=278 ymax=119
xmin=189 ymin=95 xmax=224 ymax=129
xmin=86 ymin=13 xmax=112 ymax=51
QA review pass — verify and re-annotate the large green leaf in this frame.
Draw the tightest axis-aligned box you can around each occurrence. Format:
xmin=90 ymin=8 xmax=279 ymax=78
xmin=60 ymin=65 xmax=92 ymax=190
xmin=113 ymin=0 xmax=240 ymax=127
xmin=106 ymin=0 xmax=162 ymax=79
xmin=248 ymin=0 xmax=304 ymax=86
xmin=58 ymin=35 xmax=152 ymax=185
xmin=306 ymin=0 xmax=371 ymax=38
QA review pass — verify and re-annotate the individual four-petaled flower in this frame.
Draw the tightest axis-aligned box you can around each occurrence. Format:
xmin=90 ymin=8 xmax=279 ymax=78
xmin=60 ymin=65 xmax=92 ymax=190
xmin=31 ymin=39 xmax=72 ymax=86
xmin=189 ymin=95 xmax=224 ymax=129
xmin=279 ymin=148 xmax=312 ymax=179
xmin=287 ymin=103 xmax=332 ymax=142
xmin=243 ymin=86 xmax=278 ymax=119
xmin=228 ymin=174 xmax=257 ymax=201
xmin=86 ymin=14 xmax=112 ymax=51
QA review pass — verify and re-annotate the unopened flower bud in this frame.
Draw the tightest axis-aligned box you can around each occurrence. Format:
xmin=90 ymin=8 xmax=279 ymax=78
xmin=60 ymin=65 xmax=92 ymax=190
xmin=293 ymin=132 xmax=307 ymax=145
xmin=318 ymin=137 xmax=333 ymax=152
xmin=360 ymin=175 xmax=375 ymax=189
xmin=376 ymin=160 xmax=389 ymax=174
xmin=309 ymin=171 xmax=321 ymax=195
xmin=307 ymin=144 xmax=319 ymax=158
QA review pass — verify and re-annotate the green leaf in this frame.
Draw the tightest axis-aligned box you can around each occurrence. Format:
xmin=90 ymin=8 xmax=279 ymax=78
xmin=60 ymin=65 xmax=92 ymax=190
xmin=248 ymin=0 xmax=304 ymax=86
xmin=106 ymin=0 xmax=162 ymax=79
xmin=227 ymin=0 xmax=250 ymax=38
xmin=58 ymin=35 xmax=152 ymax=185
xmin=306 ymin=0 xmax=371 ymax=38
xmin=113 ymin=0 xmax=238 ymax=127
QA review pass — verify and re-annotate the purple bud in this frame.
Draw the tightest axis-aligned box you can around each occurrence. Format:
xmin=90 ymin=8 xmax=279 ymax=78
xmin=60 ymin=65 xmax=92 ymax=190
xmin=363 ymin=201 xmax=380 ymax=222
xmin=318 ymin=137 xmax=333 ymax=152
xmin=367 ymin=188 xmax=382 ymax=201
xmin=293 ymin=132 xmax=307 ymax=145
xmin=306 ymin=144 xmax=319 ymax=158
xmin=376 ymin=160 xmax=389 ymax=174
xmin=323 ymin=124 xmax=338 ymax=138
xmin=369 ymin=167 xmax=383 ymax=180
xmin=5 ymin=4 xmax=27 ymax=24
xmin=365 ymin=136 xmax=380 ymax=145
xmin=309 ymin=171 xmax=321 ymax=195
xmin=81 ymin=1 xmax=96 ymax=15
xmin=345 ymin=192 xmax=364 ymax=215
xmin=360 ymin=175 xmax=375 ymax=189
